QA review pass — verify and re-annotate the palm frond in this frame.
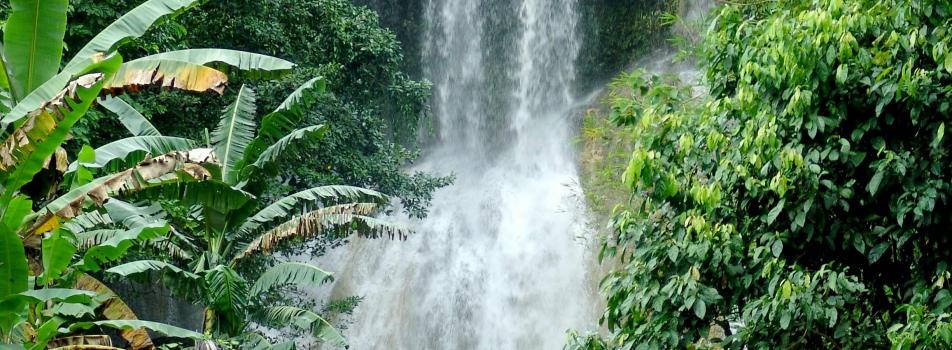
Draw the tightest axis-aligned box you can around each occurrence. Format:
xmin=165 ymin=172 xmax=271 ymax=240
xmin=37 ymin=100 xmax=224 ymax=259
xmin=204 ymin=265 xmax=249 ymax=317
xmin=64 ymin=0 xmax=201 ymax=72
xmin=102 ymin=199 xmax=166 ymax=228
xmin=244 ymin=77 xmax=326 ymax=160
xmin=259 ymin=306 xmax=346 ymax=348
xmin=250 ymin=261 xmax=333 ymax=295
xmin=69 ymin=135 xmax=197 ymax=174
xmin=235 ymin=203 xmax=409 ymax=260
xmin=236 ymin=186 xmax=387 ymax=238
xmin=62 ymin=209 xmax=111 ymax=233
xmin=74 ymin=228 xmax=191 ymax=260
xmin=67 ymin=320 xmax=204 ymax=341
xmin=77 ymin=222 xmax=169 ymax=271
xmin=211 ymin=84 xmax=257 ymax=184
xmin=25 ymin=148 xmax=216 ymax=244
xmin=0 ymin=67 xmax=117 ymax=199
xmin=3 ymin=0 xmax=68 ymax=100
xmin=106 ymin=259 xmax=198 ymax=279
xmin=75 ymin=229 xmax=123 ymax=250
xmin=245 ymin=125 xmax=326 ymax=172
xmin=105 ymin=59 xmax=228 ymax=95
xmin=272 ymin=76 xmax=326 ymax=115
xmin=134 ymin=179 xmax=255 ymax=215
xmin=130 ymin=49 xmax=294 ymax=79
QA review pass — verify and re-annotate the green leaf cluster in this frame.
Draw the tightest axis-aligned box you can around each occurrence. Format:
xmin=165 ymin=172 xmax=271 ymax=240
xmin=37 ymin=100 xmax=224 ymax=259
xmin=585 ymin=0 xmax=952 ymax=349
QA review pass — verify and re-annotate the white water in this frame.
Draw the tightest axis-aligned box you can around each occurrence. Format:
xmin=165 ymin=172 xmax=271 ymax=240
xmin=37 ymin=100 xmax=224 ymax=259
xmin=318 ymin=0 xmax=599 ymax=348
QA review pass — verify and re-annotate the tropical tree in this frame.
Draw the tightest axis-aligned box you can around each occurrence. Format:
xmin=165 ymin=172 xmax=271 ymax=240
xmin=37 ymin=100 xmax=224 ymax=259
xmin=0 ymin=53 xmax=208 ymax=349
xmin=56 ymin=0 xmax=452 ymax=219
xmin=76 ymin=78 xmax=408 ymax=348
xmin=4 ymin=199 xmax=207 ymax=349
xmin=0 ymin=0 xmax=292 ymax=347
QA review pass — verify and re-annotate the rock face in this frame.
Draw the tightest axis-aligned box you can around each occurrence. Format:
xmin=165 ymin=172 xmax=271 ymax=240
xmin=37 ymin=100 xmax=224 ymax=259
xmin=110 ymin=278 xmax=205 ymax=333
xmin=356 ymin=0 xmax=677 ymax=91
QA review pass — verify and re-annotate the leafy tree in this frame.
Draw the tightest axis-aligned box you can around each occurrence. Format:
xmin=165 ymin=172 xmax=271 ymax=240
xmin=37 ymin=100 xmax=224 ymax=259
xmin=580 ymin=0 xmax=952 ymax=349
xmin=52 ymin=0 xmax=452 ymax=218
xmin=76 ymin=79 xmax=407 ymax=348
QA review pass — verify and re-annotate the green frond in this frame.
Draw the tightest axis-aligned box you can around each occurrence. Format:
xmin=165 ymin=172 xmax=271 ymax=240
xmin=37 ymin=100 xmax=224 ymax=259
xmin=236 ymin=203 xmax=405 ymax=260
xmin=236 ymin=186 xmax=387 ymax=238
xmin=250 ymin=261 xmax=334 ymax=295
xmin=212 ymin=84 xmax=258 ymax=184
xmin=245 ymin=77 xmax=326 ymax=158
xmin=65 ymin=136 xmax=197 ymax=174
xmin=204 ymin=265 xmax=249 ymax=318
xmin=106 ymin=259 xmax=198 ymax=279
xmin=3 ymin=0 xmax=68 ymax=100
xmin=66 ymin=320 xmax=204 ymax=340
xmin=99 ymin=96 xmax=160 ymax=136
xmin=245 ymin=125 xmax=327 ymax=172
xmin=64 ymin=0 xmax=201 ymax=72
xmin=26 ymin=149 xmax=217 ymax=240
xmin=260 ymin=306 xmax=346 ymax=347
xmin=130 ymin=49 xmax=294 ymax=79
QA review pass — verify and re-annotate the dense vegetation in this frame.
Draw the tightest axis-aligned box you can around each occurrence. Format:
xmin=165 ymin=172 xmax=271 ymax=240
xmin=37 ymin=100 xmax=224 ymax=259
xmin=58 ymin=0 xmax=450 ymax=219
xmin=576 ymin=0 xmax=676 ymax=90
xmin=0 ymin=0 xmax=431 ymax=349
xmin=576 ymin=0 xmax=952 ymax=349
xmin=3 ymin=0 xmax=952 ymax=348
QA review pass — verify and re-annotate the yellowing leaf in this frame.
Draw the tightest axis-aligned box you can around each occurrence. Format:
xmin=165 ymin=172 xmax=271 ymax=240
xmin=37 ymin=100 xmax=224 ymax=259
xmin=105 ymin=59 xmax=228 ymax=95
xmin=33 ymin=216 xmax=60 ymax=236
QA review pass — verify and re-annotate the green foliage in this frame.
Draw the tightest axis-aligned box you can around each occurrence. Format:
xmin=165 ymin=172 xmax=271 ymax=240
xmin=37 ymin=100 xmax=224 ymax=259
xmin=55 ymin=0 xmax=450 ymax=218
xmin=0 ymin=196 xmax=30 ymax=338
xmin=585 ymin=0 xmax=952 ymax=349
xmin=63 ymin=0 xmax=201 ymax=72
xmin=576 ymin=0 xmax=677 ymax=90
xmin=67 ymin=135 xmax=197 ymax=174
xmin=250 ymin=262 xmax=334 ymax=295
xmin=0 ymin=0 xmax=291 ymax=346
xmin=260 ymin=306 xmax=346 ymax=347
xmin=3 ymin=0 xmax=68 ymax=100
xmin=68 ymin=319 xmax=204 ymax=340
xmin=98 ymin=96 xmax=160 ymax=136
xmin=577 ymin=94 xmax=642 ymax=222
xmin=107 ymin=260 xmax=199 ymax=279
xmin=90 ymin=76 xmax=407 ymax=347
xmin=212 ymin=84 xmax=258 ymax=185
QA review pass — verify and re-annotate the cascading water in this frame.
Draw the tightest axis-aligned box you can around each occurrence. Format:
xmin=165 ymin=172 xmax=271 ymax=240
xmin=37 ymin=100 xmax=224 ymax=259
xmin=317 ymin=0 xmax=599 ymax=348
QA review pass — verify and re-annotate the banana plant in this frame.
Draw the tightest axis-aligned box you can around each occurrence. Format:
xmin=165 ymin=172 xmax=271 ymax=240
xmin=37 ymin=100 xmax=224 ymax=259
xmin=0 ymin=70 xmax=204 ymax=346
xmin=3 ymin=201 xmax=207 ymax=350
xmin=0 ymin=0 xmax=292 ymax=346
xmin=84 ymin=78 xmax=410 ymax=348
xmin=0 ymin=54 xmax=122 ymax=344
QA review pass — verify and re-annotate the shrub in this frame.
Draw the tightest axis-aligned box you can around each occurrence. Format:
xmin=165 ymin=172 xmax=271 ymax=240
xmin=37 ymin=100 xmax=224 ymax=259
xmin=587 ymin=0 xmax=952 ymax=348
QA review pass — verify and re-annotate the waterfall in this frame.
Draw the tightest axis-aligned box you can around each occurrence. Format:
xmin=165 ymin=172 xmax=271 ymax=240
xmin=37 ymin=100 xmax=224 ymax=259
xmin=317 ymin=0 xmax=599 ymax=348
